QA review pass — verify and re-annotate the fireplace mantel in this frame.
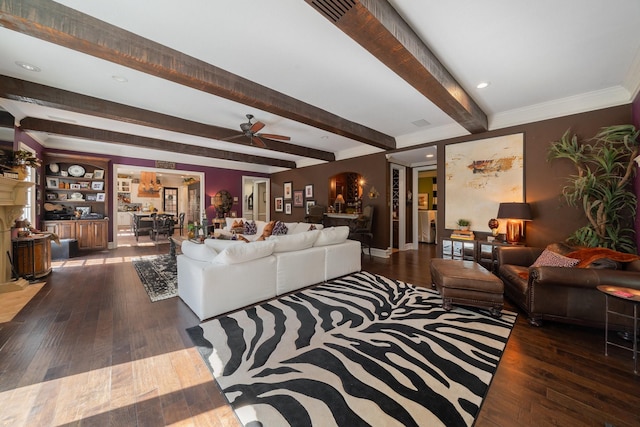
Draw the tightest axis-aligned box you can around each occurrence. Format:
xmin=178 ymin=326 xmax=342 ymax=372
xmin=0 ymin=176 xmax=35 ymax=292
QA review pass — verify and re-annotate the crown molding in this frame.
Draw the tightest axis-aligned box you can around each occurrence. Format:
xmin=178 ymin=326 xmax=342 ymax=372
xmin=490 ymin=86 xmax=631 ymax=130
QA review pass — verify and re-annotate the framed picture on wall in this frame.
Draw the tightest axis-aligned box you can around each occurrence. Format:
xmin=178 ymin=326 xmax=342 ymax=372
xmin=275 ymin=197 xmax=283 ymax=212
xmin=293 ymin=190 xmax=304 ymax=207
xmin=283 ymin=182 xmax=292 ymax=199
xmin=285 ymin=203 xmax=292 ymax=215
xmin=305 ymin=184 xmax=313 ymax=199
xmin=306 ymin=200 xmax=315 ymax=215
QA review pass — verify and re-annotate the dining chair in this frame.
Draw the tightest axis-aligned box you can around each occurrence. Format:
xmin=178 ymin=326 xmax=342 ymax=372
xmin=173 ymin=212 xmax=185 ymax=236
xmin=348 ymin=205 xmax=374 ymax=259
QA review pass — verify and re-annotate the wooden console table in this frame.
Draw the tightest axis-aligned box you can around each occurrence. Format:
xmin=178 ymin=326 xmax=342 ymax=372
xmin=441 ymin=237 xmax=511 ymax=273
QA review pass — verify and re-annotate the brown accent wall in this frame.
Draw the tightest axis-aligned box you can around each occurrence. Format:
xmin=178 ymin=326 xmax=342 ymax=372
xmin=271 ymin=152 xmax=391 ymax=249
xmin=273 ymin=104 xmax=633 ymax=252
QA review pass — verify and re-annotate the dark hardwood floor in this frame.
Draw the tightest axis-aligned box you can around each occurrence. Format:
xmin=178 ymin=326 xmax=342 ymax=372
xmin=0 ymin=242 xmax=638 ymax=426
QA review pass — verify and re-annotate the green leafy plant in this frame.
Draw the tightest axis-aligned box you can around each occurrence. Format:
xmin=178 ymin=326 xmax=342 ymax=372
xmin=547 ymin=125 xmax=639 ymax=253
xmin=456 ymin=219 xmax=471 ymax=227
xmin=11 ymin=149 xmax=41 ymax=168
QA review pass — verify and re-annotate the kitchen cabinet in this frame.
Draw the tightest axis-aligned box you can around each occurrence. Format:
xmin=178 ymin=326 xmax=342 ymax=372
xmin=117 ymin=212 xmax=132 ymax=227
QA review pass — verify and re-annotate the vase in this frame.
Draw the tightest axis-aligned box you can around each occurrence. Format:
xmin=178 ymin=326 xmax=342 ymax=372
xmin=11 ymin=165 xmax=27 ymax=180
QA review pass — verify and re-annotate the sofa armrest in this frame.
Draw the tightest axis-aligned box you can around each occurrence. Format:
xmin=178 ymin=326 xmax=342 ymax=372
xmin=496 ymin=246 xmax=543 ymax=267
xmin=530 ymin=266 xmax=640 ymax=290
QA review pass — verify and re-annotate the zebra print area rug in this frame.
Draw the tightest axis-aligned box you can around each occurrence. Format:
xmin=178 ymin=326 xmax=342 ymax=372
xmin=187 ymin=271 xmax=516 ymax=427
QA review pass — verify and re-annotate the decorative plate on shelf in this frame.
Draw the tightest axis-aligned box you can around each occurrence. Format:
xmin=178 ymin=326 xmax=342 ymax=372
xmin=68 ymin=164 xmax=86 ymax=177
xmin=69 ymin=192 xmax=84 ymax=200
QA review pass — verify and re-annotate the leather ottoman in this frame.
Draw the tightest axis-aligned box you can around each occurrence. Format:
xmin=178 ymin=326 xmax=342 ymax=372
xmin=430 ymin=258 xmax=504 ymax=317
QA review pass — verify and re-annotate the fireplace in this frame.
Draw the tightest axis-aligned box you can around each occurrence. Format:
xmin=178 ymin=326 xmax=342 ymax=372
xmin=0 ymin=176 xmax=34 ymax=291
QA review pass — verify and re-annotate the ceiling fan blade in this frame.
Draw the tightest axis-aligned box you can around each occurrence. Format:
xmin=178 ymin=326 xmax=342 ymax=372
xmin=257 ymin=133 xmax=291 ymax=141
xmin=221 ymin=134 xmax=246 ymax=141
xmin=250 ymin=121 xmax=265 ymax=133
xmin=251 ymin=135 xmax=266 ymax=148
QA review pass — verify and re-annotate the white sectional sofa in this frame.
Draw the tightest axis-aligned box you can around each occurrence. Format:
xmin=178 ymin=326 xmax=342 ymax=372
xmin=177 ymin=223 xmax=361 ymax=320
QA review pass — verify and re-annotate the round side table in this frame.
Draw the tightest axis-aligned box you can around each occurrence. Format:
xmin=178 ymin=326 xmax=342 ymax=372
xmin=596 ymin=285 xmax=640 ymax=374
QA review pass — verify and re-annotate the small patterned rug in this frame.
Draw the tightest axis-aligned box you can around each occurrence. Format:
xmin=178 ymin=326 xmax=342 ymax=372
xmin=132 ymin=254 xmax=177 ymax=302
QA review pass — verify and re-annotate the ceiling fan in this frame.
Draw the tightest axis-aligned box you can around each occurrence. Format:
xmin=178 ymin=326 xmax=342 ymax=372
xmin=225 ymin=114 xmax=291 ymax=148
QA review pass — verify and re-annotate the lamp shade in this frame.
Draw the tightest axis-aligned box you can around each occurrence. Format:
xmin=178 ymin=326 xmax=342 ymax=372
xmin=497 ymin=202 xmax=532 ymax=220
xmin=335 ymin=194 xmax=345 ymax=204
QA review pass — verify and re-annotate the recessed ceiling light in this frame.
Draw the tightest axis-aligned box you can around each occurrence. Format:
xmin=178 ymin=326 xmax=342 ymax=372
xmin=476 ymin=81 xmax=490 ymax=89
xmin=112 ymin=75 xmax=128 ymax=83
xmin=426 ymin=153 xmax=434 ymax=158
xmin=15 ymin=61 xmax=41 ymax=72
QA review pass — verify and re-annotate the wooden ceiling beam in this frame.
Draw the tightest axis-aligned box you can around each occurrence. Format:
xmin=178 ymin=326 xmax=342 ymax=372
xmin=19 ymin=118 xmax=297 ymax=169
xmin=0 ymin=0 xmax=395 ymax=150
xmin=0 ymin=76 xmax=336 ymax=162
xmin=306 ymin=0 xmax=488 ymax=134
xmin=0 ymin=110 xmax=14 ymax=128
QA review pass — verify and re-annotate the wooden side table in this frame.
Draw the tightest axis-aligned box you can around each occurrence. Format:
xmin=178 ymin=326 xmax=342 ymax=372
xmin=597 ymin=285 xmax=640 ymax=374
xmin=12 ymin=234 xmax=52 ymax=279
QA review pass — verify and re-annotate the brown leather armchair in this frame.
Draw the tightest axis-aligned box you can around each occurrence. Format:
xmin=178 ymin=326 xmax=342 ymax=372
xmin=496 ymin=246 xmax=640 ymax=329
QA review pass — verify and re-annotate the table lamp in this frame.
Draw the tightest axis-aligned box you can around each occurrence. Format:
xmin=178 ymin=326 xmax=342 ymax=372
xmin=497 ymin=202 xmax=532 ymax=244
xmin=334 ymin=194 xmax=345 ymax=213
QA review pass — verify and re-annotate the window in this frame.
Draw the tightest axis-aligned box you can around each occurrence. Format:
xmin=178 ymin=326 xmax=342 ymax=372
xmin=19 ymin=144 xmax=37 ymax=225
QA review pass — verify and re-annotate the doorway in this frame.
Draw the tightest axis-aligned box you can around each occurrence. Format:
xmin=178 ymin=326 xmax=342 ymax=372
xmin=412 ymin=166 xmax=437 ymax=249
xmin=112 ymin=165 xmax=203 ymax=248
xmin=242 ymin=176 xmax=270 ymax=222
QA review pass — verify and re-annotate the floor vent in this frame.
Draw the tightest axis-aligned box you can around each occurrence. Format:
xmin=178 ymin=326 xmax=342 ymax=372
xmin=308 ymin=0 xmax=355 ymax=23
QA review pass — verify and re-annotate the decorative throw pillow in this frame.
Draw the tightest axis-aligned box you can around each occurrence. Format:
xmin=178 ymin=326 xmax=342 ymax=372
xmin=231 ymin=219 xmax=245 ymax=233
xmin=531 ymin=249 xmax=580 ymax=268
xmin=244 ymin=220 xmax=257 ymax=235
xmin=308 ymin=224 xmax=317 ymax=231
xmin=256 ymin=221 xmax=276 ymax=241
xmin=271 ymin=221 xmax=288 ymax=236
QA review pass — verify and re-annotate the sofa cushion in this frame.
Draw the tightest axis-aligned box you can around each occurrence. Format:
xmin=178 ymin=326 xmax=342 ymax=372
xmin=214 ymin=240 xmax=275 ymax=265
xmin=531 ymin=249 xmax=579 ymax=268
xmin=244 ymin=220 xmax=257 ymax=235
xmin=272 ymin=221 xmax=288 ymax=236
xmin=313 ymin=226 xmax=350 ymax=247
xmin=182 ymin=240 xmax=218 ymax=262
xmin=268 ymin=229 xmax=320 ymax=252
xmin=204 ymin=238 xmax=244 ymax=252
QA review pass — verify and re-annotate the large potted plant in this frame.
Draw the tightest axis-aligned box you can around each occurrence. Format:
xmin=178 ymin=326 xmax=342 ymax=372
xmin=547 ymin=125 xmax=639 ymax=253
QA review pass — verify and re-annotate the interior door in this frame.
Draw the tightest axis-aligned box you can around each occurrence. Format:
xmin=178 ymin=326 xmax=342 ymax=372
xmin=163 ymin=187 xmax=178 ymax=215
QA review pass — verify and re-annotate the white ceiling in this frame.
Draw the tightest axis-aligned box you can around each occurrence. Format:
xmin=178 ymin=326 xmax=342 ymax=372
xmin=1 ymin=0 xmax=639 ymax=173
